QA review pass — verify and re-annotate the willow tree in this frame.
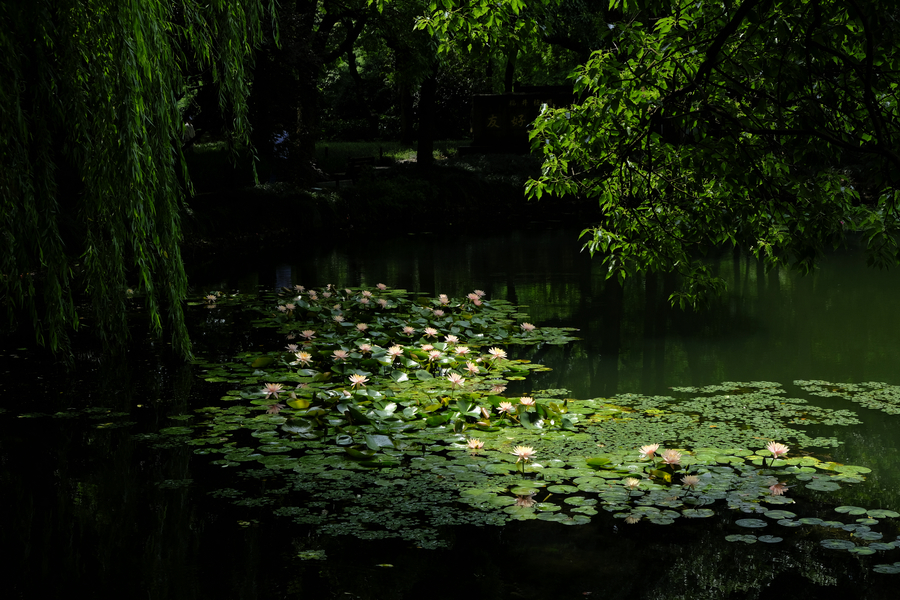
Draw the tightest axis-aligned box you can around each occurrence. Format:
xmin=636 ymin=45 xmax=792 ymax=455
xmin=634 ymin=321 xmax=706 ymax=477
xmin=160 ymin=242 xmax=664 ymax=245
xmin=0 ymin=1 xmax=275 ymax=359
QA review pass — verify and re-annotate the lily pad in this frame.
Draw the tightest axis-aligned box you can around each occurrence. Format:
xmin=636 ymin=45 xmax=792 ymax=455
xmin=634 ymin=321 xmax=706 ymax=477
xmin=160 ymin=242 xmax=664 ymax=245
xmin=805 ymin=481 xmax=841 ymax=492
xmin=835 ymin=506 xmax=868 ymax=516
xmin=820 ymin=539 xmax=856 ymax=550
xmin=868 ymin=509 xmax=900 ymax=519
xmin=758 ymin=535 xmax=783 ymax=543
xmin=735 ymin=518 xmax=767 ymax=529
xmin=725 ymin=534 xmax=757 ymax=544
xmin=873 ymin=563 xmax=900 ymax=574
xmin=763 ymin=510 xmax=797 ymax=520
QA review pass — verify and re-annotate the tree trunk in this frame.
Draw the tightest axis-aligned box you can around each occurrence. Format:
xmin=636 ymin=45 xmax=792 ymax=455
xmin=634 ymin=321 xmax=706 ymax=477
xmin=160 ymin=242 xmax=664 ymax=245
xmin=416 ymin=68 xmax=437 ymax=165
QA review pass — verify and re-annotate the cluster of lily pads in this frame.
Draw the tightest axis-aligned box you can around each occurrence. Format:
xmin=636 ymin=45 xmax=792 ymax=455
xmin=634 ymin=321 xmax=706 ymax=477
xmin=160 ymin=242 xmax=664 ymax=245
xmin=176 ymin=286 xmax=900 ymax=566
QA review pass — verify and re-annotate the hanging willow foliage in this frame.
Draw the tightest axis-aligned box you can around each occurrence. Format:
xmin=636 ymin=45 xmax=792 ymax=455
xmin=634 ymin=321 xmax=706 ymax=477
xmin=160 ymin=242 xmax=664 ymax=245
xmin=0 ymin=0 xmax=276 ymax=359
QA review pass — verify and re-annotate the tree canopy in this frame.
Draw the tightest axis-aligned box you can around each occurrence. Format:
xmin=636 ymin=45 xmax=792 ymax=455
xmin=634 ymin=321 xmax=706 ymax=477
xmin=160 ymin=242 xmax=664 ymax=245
xmin=523 ymin=0 xmax=900 ymax=305
xmin=1 ymin=0 xmax=275 ymax=358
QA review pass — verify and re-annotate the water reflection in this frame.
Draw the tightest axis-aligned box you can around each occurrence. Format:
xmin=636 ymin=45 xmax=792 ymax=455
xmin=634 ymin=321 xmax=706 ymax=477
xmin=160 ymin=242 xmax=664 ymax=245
xmin=197 ymin=227 xmax=900 ymax=398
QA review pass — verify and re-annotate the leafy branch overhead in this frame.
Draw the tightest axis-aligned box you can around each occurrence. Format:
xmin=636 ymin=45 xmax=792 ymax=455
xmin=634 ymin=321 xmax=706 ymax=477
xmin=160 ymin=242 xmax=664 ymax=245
xmin=521 ymin=0 xmax=900 ymax=306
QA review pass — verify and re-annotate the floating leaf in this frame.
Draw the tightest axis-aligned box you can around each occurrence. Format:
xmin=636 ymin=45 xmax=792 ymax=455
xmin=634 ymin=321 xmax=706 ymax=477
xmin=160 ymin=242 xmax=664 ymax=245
xmin=820 ymin=539 xmax=856 ymax=550
xmin=725 ymin=534 xmax=757 ymax=543
xmin=758 ymin=535 xmax=783 ymax=543
xmin=867 ymin=509 xmax=900 ymax=519
xmin=835 ymin=506 xmax=867 ymax=516
xmin=735 ymin=518 xmax=767 ymax=529
xmin=805 ymin=481 xmax=841 ymax=492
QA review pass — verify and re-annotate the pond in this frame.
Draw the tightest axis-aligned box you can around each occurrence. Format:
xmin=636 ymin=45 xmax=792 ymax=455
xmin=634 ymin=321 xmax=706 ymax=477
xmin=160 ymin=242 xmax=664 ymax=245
xmin=4 ymin=225 xmax=900 ymax=599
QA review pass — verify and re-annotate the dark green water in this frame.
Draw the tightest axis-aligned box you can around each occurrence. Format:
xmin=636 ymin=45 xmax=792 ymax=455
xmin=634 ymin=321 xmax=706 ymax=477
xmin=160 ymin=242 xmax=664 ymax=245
xmin=4 ymin=225 xmax=900 ymax=598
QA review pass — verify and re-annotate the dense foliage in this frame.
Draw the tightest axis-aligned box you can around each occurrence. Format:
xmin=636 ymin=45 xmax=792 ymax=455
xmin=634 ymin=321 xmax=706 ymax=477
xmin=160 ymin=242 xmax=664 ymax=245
xmin=524 ymin=0 xmax=900 ymax=305
xmin=0 ymin=0 xmax=275 ymax=358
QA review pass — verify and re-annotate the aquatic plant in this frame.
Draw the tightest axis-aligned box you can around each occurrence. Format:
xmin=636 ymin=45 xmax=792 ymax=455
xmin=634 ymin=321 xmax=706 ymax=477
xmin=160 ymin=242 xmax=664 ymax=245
xmin=170 ymin=289 xmax=900 ymax=565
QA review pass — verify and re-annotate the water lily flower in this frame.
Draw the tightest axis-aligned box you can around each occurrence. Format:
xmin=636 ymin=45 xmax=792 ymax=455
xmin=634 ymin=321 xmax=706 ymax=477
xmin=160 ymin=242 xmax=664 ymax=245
xmin=766 ymin=441 xmax=789 ymax=459
xmin=295 ymin=351 xmax=312 ymax=366
xmin=639 ymin=443 xmax=660 ymax=459
xmin=402 ymin=326 xmax=415 ymax=336
xmin=332 ymin=304 xmax=341 ymax=310
xmin=205 ymin=294 xmax=217 ymax=303
xmin=682 ymin=475 xmax=701 ymax=490
xmin=266 ymin=403 xmax=285 ymax=414
xmin=445 ymin=334 xmax=459 ymax=344
xmin=387 ymin=345 xmax=404 ymax=359
xmin=624 ymin=515 xmax=641 ymax=525
xmin=467 ymin=293 xmax=479 ymax=301
xmin=376 ymin=283 xmax=387 ymax=290
xmin=465 ymin=361 xmax=479 ymax=375
xmin=474 ymin=289 xmax=486 ymax=297
xmin=421 ymin=344 xmax=434 ymax=352
xmin=623 ymin=477 xmax=641 ymax=490
xmin=294 ymin=285 xmax=305 ymax=292
xmin=455 ymin=346 xmax=471 ymax=356
xmin=491 ymin=384 xmax=508 ymax=394
xmin=512 ymin=445 xmax=535 ymax=463
xmin=285 ymin=303 xmax=296 ymax=311
xmin=447 ymin=373 xmax=465 ymax=389
xmin=358 ymin=297 xmax=369 ymax=305
xmin=332 ymin=349 xmax=349 ymax=362
xmin=438 ymin=294 xmax=449 ymax=305
xmin=427 ymin=350 xmax=442 ymax=362
xmin=661 ymin=449 xmax=682 ymax=466
xmin=300 ymin=330 xmax=316 ymax=340
xmin=308 ymin=290 xmax=318 ymax=299
xmin=423 ymin=327 xmax=439 ymax=338
xmin=285 ymin=344 xmax=299 ymax=353
xmin=519 ymin=396 xmax=536 ymax=407
xmin=487 ymin=347 xmax=506 ymax=360
xmin=262 ymin=383 xmax=284 ymax=398
xmin=515 ymin=494 xmax=536 ymax=508
xmin=362 ymin=290 xmax=372 ymax=298
xmin=769 ymin=482 xmax=789 ymax=496
xmin=333 ymin=315 xmax=344 ymax=322
xmin=433 ymin=309 xmax=445 ymax=317
xmin=349 ymin=374 xmax=369 ymax=389
xmin=520 ymin=322 xmax=536 ymax=332
xmin=466 ymin=438 xmax=484 ymax=450
xmin=355 ymin=323 xmax=368 ymax=332
xmin=323 ymin=292 xmax=332 ymax=298
xmin=377 ymin=298 xmax=388 ymax=308
xmin=276 ymin=305 xmax=288 ymax=313
xmin=497 ymin=402 xmax=514 ymax=414
xmin=358 ymin=343 xmax=372 ymax=354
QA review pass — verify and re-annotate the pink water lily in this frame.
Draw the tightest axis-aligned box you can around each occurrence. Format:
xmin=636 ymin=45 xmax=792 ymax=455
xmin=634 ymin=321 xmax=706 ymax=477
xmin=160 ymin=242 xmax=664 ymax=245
xmin=262 ymin=383 xmax=284 ymax=399
xmin=766 ymin=441 xmax=789 ymax=459
xmin=447 ymin=373 xmax=465 ymax=389
xmin=512 ymin=445 xmax=535 ymax=463
xmin=639 ymin=443 xmax=660 ymax=459
xmin=349 ymin=374 xmax=368 ymax=389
